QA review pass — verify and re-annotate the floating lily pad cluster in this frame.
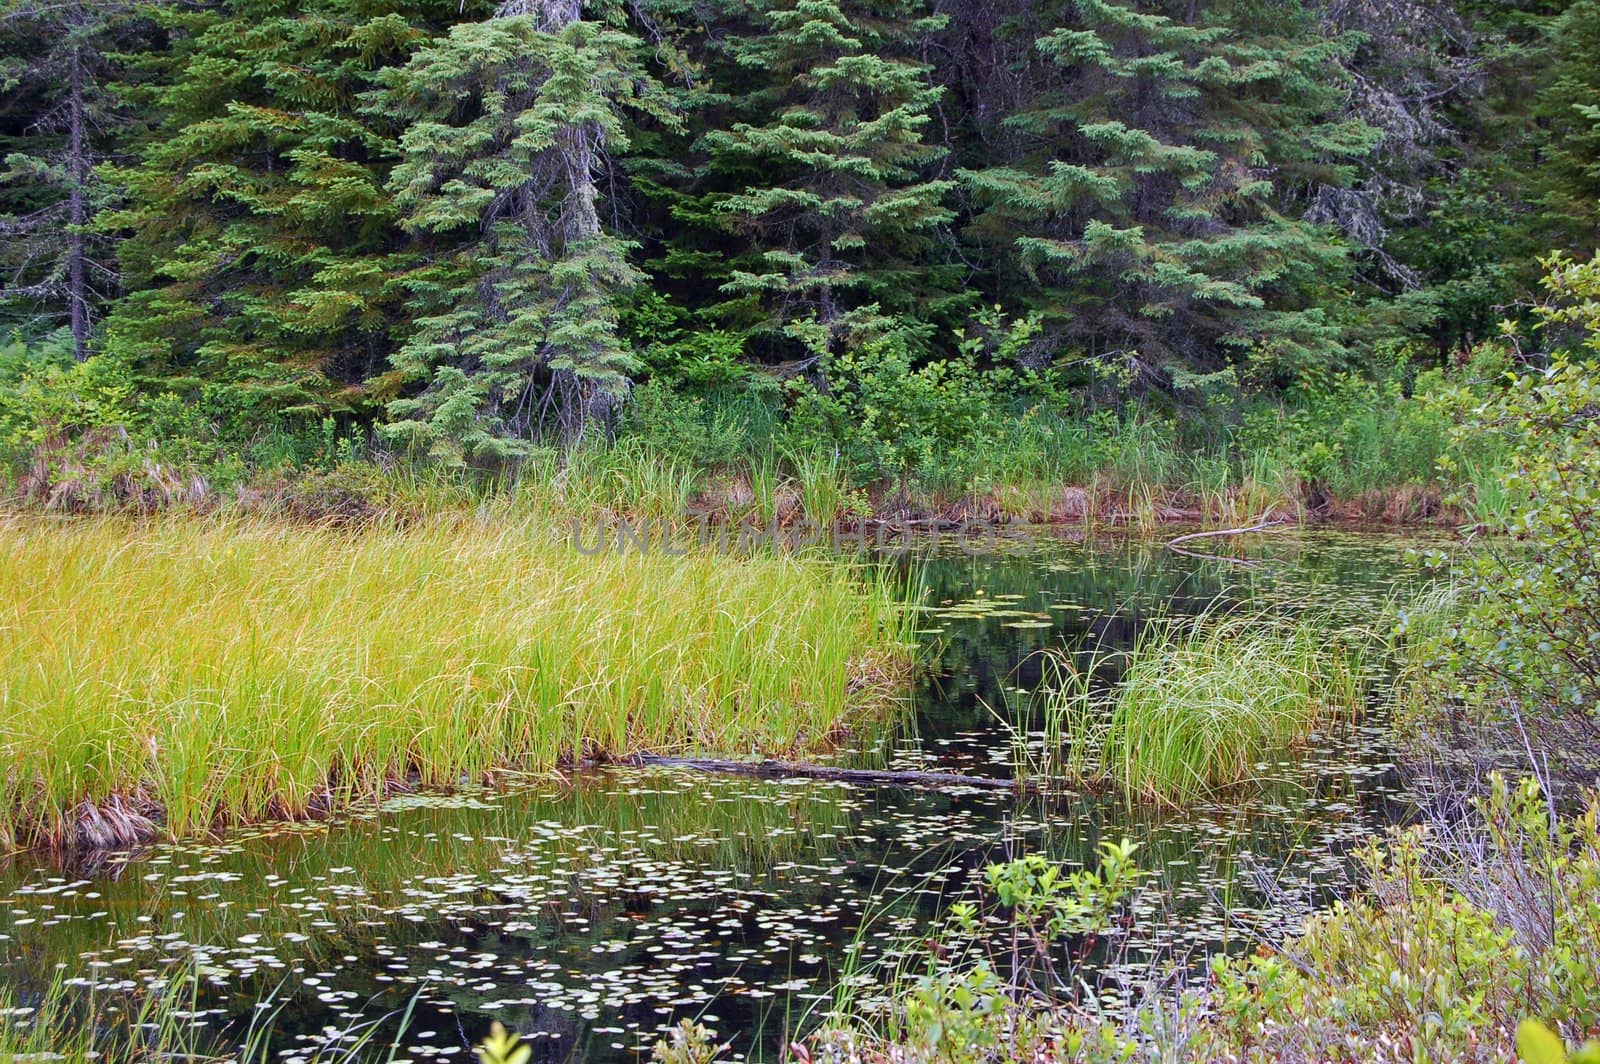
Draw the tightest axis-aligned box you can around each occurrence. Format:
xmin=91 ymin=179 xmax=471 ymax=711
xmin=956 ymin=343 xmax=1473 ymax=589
xmin=0 ymin=531 xmax=1433 ymax=1062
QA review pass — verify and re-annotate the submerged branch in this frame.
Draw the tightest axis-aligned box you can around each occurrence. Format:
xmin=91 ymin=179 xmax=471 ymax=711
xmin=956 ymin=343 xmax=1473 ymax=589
xmin=1165 ymin=517 xmax=1291 ymax=548
xmin=1165 ymin=517 xmax=1290 ymax=565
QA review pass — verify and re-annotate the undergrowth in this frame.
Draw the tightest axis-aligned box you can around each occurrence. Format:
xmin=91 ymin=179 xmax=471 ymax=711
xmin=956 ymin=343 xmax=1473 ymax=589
xmin=0 ymin=334 xmax=1507 ymax=528
xmin=776 ymin=774 xmax=1600 ymax=1063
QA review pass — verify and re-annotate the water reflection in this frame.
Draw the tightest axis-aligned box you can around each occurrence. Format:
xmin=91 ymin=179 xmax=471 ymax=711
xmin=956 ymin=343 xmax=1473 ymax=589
xmin=0 ymin=529 xmax=1439 ymax=1061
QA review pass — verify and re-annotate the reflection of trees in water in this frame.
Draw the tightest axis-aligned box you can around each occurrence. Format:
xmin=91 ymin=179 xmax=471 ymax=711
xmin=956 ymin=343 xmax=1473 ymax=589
xmin=0 ymin=777 xmax=859 ymax=978
xmin=0 ymin=534 xmax=1432 ymax=1062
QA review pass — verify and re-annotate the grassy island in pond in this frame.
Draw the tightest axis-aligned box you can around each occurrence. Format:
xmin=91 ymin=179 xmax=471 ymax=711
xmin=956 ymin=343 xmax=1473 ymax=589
xmin=0 ymin=515 xmax=912 ymax=851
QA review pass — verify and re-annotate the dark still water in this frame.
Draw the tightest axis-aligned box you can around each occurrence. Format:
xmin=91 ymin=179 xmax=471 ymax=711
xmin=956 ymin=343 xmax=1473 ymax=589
xmin=0 ymin=530 xmax=1437 ymax=1062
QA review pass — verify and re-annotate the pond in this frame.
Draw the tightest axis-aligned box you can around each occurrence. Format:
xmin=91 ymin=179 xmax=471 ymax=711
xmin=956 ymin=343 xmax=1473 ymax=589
xmin=0 ymin=529 xmax=1438 ymax=1062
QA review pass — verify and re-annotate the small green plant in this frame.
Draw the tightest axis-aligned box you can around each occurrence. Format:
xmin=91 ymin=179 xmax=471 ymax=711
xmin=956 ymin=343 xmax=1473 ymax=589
xmin=986 ymin=842 xmax=1141 ymax=941
xmin=782 ymin=329 xmax=993 ymax=498
xmin=1519 ymin=1019 xmax=1600 ymax=1064
xmin=650 ymin=1018 xmax=727 ymax=1063
xmin=882 ymin=843 xmax=1142 ymax=1060
xmin=985 ymin=841 xmax=1141 ymax=992
xmin=477 ymin=1022 xmax=532 ymax=1064
xmin=901 ymin=955 xmax=1006 ymax=1060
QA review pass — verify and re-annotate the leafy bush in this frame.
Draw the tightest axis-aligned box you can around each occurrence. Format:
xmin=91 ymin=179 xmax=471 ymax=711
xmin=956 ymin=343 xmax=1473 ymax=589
xmin=0 ymin=339 xmax=139 ymax=452
xmin=651 ymin=1019 xmax=728 ymax=1063
xmin=1439 ymin=358 xmax=1600 ymax=723
xmin=1200 ymin=774 xmax=1600 ymax=1061
xmin=820 ymin=776 xmax=1600 ymax=1062
xmin=836 ymin=841 xmax=1142 ymax=1062
xmin=782 ymin=331 xmax=994 ymax=495
xmin=1235 ymin=359 xmax=1473 ymax=505
xmin=1423 ymin=252 xmax=1600 ymax=732
xmin=982 ymin=843 xmax=1141 ymax=989
xmin=477 ymin=1023 xmax=531 ymax=1064
xmin=1520 ymin=1020 xmax=1600 ymax=1064
xmin=0 ymin=342 xmax=212 ymax=508
xmin=0 ymin=337 xmax=370 ymax=508
xmin=620 ymin=379 xmax=780 ymax=470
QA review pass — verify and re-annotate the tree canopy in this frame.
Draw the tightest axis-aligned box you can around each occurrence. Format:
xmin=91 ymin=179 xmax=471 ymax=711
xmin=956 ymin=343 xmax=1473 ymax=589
xmin=0 ymin=0 xmax=1594 ymax=453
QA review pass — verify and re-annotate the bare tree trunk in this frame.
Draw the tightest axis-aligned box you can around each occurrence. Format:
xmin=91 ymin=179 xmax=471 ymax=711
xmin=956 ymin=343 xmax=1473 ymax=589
xmin=497 ymin=0 xmax=580 ymax=29
xmin=560 ymin=123 xmax=602 ymax=244
xmin=67 ymin=0 xmax=89 ymax=362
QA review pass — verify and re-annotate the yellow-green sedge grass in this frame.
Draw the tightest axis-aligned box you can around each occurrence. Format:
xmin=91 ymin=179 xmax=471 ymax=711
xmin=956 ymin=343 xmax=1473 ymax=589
xmin=0 ymin=514 xmax=913 ymax=850
xmin=1051 ymin=613 xmax=1371 ymax=803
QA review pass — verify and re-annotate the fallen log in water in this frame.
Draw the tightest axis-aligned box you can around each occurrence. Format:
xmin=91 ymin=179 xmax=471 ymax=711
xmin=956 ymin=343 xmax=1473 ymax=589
xmin=1165 ymin=516 xmax=1290 ymax=549
xmin=1165 ymin=516 xmax=1291 ymax=566
xmin=619 ymin=753 xmax=1041 ymax=793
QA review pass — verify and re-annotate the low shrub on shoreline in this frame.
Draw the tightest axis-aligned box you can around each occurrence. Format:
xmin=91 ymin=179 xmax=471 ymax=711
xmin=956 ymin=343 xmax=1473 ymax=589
xmin=0 ymin=335 xmax=1505 ymax=532
xmin=0 ymin=514 xmax=913 ymax=851
xmin=790 ymin=774 xmax=1600 ymax=1064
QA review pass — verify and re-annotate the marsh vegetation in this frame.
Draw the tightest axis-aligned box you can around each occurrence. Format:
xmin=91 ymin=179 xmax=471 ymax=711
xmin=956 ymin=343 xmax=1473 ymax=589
xmin=1046 ymin=613 xmax=1371 ymax=802
xmin=2 ymin=0 xmax=1599 ymax=1057
xmin=0 ymin=514 xmax=911 ymax=851
xmin=1 ymin=532 xmax=1438 ymax=1062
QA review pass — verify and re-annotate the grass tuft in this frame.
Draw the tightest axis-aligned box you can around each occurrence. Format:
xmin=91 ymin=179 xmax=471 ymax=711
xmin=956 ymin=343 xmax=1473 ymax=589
xmin=0 ymin=514 xmax=913 ymax=850
xmin=1050 ymin=613 xmax=1370 ymax=802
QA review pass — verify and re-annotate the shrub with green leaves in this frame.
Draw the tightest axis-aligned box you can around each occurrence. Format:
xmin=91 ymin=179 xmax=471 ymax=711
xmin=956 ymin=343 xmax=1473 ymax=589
xmin=1444 ymin=358 xmax=1600 ymax=720
xmin=823 ymin=841 xmax=1142 ymax=1061
xmin=821 ymin=776 xmax=1600 ymax=1062
xmin=0 ymin=342 xmax=207 ymax=507
xmin=1426 ymin=251 xmax=1600 ymax=730
xmin=1200 ymin=774 xmax=1600 ymax=1061
xmin=1234 ymin=357 xmax=1477 ymax=507
xmin=783 ymin=330 xmax=993 ymax=495
xmin=0 ymin=335 xmax=373 ymax=507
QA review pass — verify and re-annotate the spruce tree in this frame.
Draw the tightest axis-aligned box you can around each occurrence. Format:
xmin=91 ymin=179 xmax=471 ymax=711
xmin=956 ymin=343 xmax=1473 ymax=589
xmin=960 ymin=0 xmax=1377 ymax=383
xmin=1532 ymin=0 xmax=1600 ymax=250
xmin=692 ymin=0 xmax=957 ymax=355
xmin=1379 ymin=0 xmax=1596 ymax=352
xmin=373 ymin=1 xmax=675 ymax=459
xmin=0 ymin=0 xmax=151 ymax=359
xmin=103 ymin=0 xmax=467 ymax=420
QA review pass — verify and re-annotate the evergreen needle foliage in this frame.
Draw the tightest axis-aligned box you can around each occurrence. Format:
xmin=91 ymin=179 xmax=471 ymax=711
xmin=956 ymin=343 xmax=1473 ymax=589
xmin=2 ymin=0 xmax=1591 ymax=492
xmin=373 ymin=8 xmax=679 ymax=456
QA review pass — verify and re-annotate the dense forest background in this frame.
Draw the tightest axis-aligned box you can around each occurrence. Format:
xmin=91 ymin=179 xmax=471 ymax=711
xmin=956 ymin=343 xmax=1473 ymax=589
xmin=1 ymin=0 xmax=1596 ymax=503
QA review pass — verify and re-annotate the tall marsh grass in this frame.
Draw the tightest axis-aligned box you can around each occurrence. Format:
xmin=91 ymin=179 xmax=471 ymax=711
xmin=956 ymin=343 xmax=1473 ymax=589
xmin=0 ymin=963 xmax=421 ymax=1063
xmin=1050 ymin=615 xmax=1370 ymax=802
xmin=788 ymin=448 xmax=856 ymax=525
xmin=0 ymin=515 xmax=912 ymax=849
xmin=0 ymin=968 xmax=208 ymax=1063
